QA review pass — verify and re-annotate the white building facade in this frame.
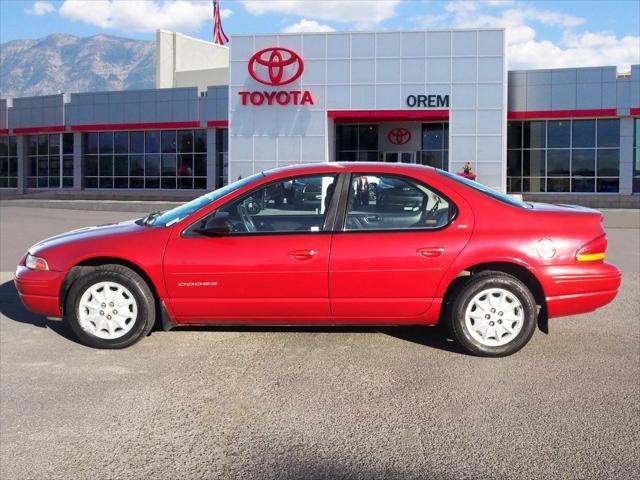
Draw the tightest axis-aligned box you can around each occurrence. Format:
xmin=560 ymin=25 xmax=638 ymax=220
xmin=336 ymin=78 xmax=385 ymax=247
xmin=228 ymin=29 xmax=507 ymax=191
xmin=1 ymin=28 xmax=639 ymax=206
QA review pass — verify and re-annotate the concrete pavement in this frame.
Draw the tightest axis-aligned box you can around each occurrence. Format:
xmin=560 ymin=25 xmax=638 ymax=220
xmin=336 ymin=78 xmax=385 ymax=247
xmin=0 ymin=206 xmax=638 ymax=480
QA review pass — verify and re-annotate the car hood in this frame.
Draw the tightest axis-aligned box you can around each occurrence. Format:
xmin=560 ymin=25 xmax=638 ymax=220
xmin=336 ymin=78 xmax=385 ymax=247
xmin=29 ymin=219 xmax=145 ymax=255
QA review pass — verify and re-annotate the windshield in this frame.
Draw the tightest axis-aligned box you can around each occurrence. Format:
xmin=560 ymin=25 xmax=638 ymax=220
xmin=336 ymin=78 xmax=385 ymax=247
xmin=437 ymin=169 xmax=531 ymax=209
xmin=145 ymin=173 xmax=265 ymax=227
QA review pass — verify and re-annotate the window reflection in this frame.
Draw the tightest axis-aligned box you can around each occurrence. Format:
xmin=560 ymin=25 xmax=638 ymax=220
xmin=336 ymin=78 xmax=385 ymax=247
xmin=83 ymin=129 xmax=207 ymax=189
xmin=507 ymin=119 xmax=619 ymax=193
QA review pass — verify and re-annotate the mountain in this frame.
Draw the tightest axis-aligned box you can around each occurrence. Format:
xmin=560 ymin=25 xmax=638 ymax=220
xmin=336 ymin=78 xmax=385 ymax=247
xmin=0 ymin=33 xmax=155 ymax=99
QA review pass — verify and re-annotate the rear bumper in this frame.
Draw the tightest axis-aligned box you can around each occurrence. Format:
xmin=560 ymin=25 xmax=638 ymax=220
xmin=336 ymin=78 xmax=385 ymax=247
xmin=540 ymin=262 xmax=621 ymax=318
xmin=14 ymin=265 xmax=64 ymax=318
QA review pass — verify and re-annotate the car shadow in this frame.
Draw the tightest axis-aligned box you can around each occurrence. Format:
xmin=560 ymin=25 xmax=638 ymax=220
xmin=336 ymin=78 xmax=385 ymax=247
xmin=0 ymin=279 xmax=78 ymax=342
xmin=0 ymin=279 xmax=463 ymax=354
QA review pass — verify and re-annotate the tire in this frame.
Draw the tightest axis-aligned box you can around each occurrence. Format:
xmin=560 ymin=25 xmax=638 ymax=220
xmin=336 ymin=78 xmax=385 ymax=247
xmin=448 ymin=271 xmax=537 ymax=357
xmin=65 ymin=264 xmax=156 ymax=349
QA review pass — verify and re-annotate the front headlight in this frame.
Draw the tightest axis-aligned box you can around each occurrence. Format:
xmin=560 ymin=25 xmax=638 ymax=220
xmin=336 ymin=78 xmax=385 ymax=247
xmin=26 ymin=254 xmax=49 ymax=271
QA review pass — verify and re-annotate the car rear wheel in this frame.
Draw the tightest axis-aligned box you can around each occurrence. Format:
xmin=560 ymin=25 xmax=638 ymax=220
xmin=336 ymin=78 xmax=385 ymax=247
xmin=448 ymin=271 xmax=537 ymax=357
xmin=65 ymin=265 xmax=155 ymax=349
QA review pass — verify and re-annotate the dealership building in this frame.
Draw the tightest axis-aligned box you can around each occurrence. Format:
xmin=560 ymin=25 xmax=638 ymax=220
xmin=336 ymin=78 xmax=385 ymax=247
xmin=1 ymin=28 xmax=639 ymax=206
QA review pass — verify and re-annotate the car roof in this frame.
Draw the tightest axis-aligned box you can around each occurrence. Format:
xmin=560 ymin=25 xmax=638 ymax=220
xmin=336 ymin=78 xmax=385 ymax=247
xmin=265 ymin=162 xmax=437 ymax=177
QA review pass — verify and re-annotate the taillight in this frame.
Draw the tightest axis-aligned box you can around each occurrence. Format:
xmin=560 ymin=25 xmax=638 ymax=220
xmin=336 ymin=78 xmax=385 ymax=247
xmin=576 ymin=235 xmax=607 ymax=262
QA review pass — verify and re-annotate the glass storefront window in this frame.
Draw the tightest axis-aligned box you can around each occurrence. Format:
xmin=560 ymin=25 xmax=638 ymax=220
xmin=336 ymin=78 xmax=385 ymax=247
xmin=547 ymin=120 xmax=570 ymax=148
xmin=572 ymin=177 xmax=595 ymax=193
xmin=572 ymin=120 xmax=596 ymax=148
xmin=523 ymin=121 xmax=546 ymax=149
xmin=596 ymin=119 xmax=620 ymax=148
xmin=83 ymin=129 xmax=207 ymax=190
xmin=161 ymin=131 xmax=177 ymax=153
xmin=596 ymin=149 xmax=620 ymax=177
xmin=337 ymin=125 xmax=358 ymax=151
xmin=507 ymin=150 xmax=521 ymax=177
xmin=420 ymin=122 xmax=449 ymax=170
xmin=336 ymin=124 xmax=379 ymax=162
xmin=422 ymin=123 xmax=445 ymax=149
xmin=507 ymin=118 xmax=620 ymax=194
xmin=523 ymin=150 xmax=546 ymax=177
xmin=571 ymin=149 xmax=596 ymax=176
xmin=547 ymin=150 xmax=570 ymax=176
xmin=358 ymin=125 xmax=378 ymax=150
xmin=216 ymin=128 xmax=229 ymax=188
xmin=0 ymin=136 xmax=18 ymax=188
xmin=27 ymin=133 xmax=74 ymax=188
xmin=507 ymin=121 xmax=522 ymax=149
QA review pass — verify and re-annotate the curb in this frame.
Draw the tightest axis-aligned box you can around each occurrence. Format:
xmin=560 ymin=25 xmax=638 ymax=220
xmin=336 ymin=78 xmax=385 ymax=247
xmin=0 ymin=199 xmax=182 ymax=213
xmin=601 ymin=209 xmax=640 ymax=229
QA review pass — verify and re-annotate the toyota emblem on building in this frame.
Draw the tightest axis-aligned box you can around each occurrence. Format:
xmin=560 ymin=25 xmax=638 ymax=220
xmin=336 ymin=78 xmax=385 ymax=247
xmin=387 ymin=128 xmax=412 ymax=145
xmin=248 ymin=47 xmax=304 ymax=86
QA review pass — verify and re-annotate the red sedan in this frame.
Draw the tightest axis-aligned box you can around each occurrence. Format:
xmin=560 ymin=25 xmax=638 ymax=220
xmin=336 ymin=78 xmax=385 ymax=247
xmin=15 ymin=163 xmax=621 ymax=356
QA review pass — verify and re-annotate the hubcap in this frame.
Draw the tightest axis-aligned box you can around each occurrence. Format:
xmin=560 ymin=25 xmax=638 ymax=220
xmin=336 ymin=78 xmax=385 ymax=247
xmin=464 ymin=288 xmax=524 ymax=347
xmin=78 ymin=281 xmax=138 ymax=340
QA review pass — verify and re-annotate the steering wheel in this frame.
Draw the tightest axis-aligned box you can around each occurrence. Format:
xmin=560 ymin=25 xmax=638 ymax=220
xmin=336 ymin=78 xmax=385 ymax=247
xmin=237 ymin=204 xmax=257 ymax=232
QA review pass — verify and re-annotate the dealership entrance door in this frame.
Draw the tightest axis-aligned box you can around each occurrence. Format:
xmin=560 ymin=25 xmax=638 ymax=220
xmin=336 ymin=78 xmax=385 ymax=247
xmin=383 ymin=152 xmax=415 ymax=163
xmin=334 ymin=122 xmax=450 ymax=170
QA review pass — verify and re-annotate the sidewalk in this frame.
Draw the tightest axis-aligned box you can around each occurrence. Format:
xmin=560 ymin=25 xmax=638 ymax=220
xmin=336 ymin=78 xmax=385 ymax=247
xmin=0 ymin=199 xmax=182 ymax=213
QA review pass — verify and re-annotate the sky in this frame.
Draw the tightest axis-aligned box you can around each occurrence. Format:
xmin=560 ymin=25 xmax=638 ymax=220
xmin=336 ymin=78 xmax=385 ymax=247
xmin=0 ymin=0 xmax=639 ymax=71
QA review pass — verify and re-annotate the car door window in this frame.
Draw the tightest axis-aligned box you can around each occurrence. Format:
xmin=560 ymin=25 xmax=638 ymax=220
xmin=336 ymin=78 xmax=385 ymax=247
xmin=196 ymin=174 xmax=337 ymax=234
xmin=344 ymin=174 xmax=453 ymax=231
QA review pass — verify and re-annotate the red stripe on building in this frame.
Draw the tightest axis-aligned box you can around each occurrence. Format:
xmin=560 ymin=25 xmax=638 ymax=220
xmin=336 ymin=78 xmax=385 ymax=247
xmin=630 ymin=108 xmax=640 ymax=116
xmin=71 ymin=121 xmax=200 ymax=132
xmin=0 ymin=129 xmax=9 ymax=135
xmin=13 ymin=125 xmax=65 ymax=134
xmin=207 ymin=120 xmax=229 ymax=128
xmin=328 ymin=110 xmax=449 ymax=123
xmin=508 ymin=109 xmax=618 ymax=120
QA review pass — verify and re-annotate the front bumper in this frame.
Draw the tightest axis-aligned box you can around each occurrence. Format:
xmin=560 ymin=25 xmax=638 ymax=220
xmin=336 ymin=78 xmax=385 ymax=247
xmin=539 ymin=262 xmax=621 ymax=318
xmin=14 ymin=265 xmax=65 ymax=318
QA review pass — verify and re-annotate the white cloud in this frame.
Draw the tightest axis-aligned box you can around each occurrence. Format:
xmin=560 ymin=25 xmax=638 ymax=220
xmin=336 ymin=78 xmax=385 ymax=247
xmin=445 ymin=2 xmax=584 ymax=29
xmin=485 ymin=0 xmax=515 ymax=6
xmin=415 ymin=1 xmax=638 ymax=71
xmin=26 ymin=1 xmax=55 ymax=16
xmin=240 ymin=1 xmax=401 ymax=28
xmin=58 ymin=0 xmax=232 ymax=34
xmin=283 ymin=19 xmax=335 ymax=33
xmin=509 ymin=32 xmax=640 ymax=70
xmin=411 ymin=13 xmax=449 ymax=28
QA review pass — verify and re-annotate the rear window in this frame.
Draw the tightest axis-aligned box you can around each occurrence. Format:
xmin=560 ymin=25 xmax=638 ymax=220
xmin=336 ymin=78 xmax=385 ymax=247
xmin=437 ymin=170 xmax=532 ymax=209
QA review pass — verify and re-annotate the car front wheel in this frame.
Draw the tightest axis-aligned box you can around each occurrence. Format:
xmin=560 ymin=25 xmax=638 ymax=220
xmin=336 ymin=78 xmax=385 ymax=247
xmin=65 ymin=265 xmax=155 ymax=349
xmin=448 ymin=271 xmax=537 ymax=357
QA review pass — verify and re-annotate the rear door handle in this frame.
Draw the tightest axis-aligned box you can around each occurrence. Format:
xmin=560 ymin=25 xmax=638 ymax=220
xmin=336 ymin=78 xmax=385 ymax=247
xmin=289 ymin=249 xmax=317 ymax=260
xmin=417 ymin=247 xmax=445 ymax=258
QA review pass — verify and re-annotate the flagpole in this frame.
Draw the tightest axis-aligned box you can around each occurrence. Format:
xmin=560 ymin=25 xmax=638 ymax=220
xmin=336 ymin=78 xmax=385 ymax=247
xmin=213 ymin=0 xmax=229 ymax=46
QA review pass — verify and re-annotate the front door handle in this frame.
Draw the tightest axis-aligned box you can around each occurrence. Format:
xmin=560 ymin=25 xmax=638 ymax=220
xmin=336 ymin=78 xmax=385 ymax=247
xmin=417 ymin=247 xmax=445 ymax=258
xmin=289 ymin=249 xmax=317 ymax=260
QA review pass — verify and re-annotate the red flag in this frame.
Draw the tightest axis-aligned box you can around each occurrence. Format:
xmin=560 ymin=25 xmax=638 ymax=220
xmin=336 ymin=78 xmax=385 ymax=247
xmin=213 ymin=0 xmax=229 ymax=45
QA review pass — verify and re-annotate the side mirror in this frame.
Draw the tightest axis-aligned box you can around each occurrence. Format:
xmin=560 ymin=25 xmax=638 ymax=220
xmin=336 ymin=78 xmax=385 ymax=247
xmin=195 ymin=211 xmax=231 ymax=237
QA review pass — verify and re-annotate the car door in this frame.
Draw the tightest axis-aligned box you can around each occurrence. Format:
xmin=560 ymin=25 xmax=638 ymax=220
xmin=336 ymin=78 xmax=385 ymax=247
xmin=163 ymin=173 xmax=339 ymax=323
xmin=329 ymin=172 xmax=472 ymax=321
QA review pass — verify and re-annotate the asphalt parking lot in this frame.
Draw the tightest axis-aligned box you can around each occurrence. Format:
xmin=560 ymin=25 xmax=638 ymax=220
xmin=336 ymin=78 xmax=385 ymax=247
xmin=0 ymin=205 xmax=638 ymax=480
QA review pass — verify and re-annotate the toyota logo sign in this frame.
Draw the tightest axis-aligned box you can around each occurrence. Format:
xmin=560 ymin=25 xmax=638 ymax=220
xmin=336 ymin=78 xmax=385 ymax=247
xmin=248 ymin=47 xmax=304 ymax=86
xmin=387 ymin=128 xmax=412 ymax=146
xmin=240 ymin=47 xmax=314 ymax=107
